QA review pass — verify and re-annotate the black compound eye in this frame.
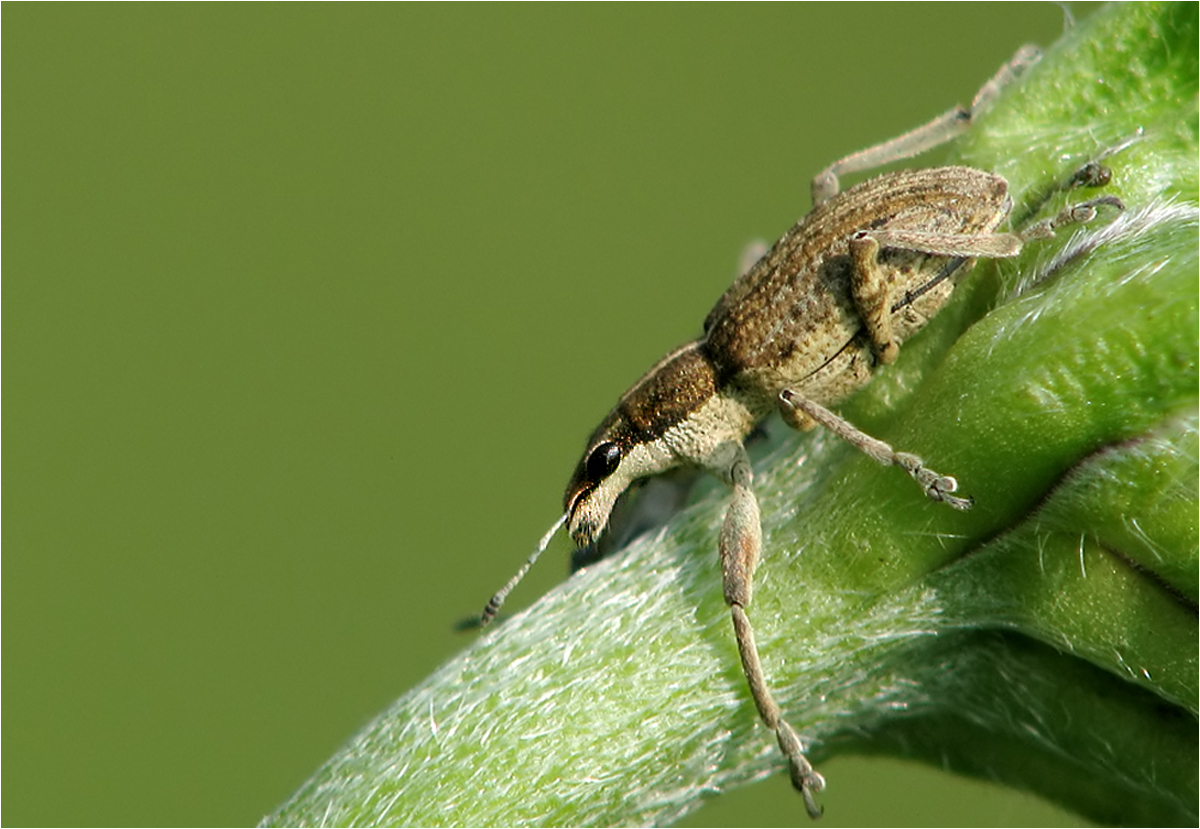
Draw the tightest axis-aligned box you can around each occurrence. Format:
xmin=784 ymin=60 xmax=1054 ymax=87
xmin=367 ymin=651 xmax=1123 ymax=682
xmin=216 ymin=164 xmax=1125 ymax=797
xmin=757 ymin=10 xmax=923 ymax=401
xmin=586 ymin=441 xmax=622 ymax=481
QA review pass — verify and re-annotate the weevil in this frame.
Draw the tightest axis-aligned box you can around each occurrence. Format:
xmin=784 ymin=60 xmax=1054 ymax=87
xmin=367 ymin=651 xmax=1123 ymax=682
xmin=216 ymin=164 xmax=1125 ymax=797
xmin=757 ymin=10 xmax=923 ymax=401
xmin=476 ymin=47 xmax=1122 ymax=817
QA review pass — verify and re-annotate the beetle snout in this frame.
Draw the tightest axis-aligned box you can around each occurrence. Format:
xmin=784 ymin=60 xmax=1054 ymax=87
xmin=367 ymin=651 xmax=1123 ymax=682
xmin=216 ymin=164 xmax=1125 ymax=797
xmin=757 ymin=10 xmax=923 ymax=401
xmin=566 ymin=483 xmax=619 ymax=550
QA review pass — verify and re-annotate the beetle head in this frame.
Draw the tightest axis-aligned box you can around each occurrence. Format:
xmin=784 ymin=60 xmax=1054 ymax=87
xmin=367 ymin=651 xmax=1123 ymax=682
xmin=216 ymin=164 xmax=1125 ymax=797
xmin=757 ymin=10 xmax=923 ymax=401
xmin=563 ymin=342 xmax=720 ymax=548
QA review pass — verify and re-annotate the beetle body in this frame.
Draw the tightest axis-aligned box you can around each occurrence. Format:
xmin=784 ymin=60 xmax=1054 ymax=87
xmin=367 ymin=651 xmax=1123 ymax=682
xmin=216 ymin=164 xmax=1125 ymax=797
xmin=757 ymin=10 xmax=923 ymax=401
xmin=565 ymin=167 xmax=1010 ymax=550
xmin=478 ymin=46 xmax=1122 ymax=817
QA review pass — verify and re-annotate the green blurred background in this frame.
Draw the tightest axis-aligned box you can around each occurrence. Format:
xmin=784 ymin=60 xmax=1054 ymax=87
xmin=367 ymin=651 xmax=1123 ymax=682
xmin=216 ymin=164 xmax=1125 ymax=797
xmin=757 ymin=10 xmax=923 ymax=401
xmin=6 ymin=5 xmax=1101 ymax=826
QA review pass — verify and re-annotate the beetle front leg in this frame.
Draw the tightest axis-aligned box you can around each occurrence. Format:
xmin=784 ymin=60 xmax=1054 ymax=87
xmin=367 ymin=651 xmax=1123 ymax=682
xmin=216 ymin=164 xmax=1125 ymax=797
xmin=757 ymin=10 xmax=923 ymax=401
xmin=720 ymin=447 xmax=825 ymax=818
xmin=778 ymin=390 xmax=973 ymax=510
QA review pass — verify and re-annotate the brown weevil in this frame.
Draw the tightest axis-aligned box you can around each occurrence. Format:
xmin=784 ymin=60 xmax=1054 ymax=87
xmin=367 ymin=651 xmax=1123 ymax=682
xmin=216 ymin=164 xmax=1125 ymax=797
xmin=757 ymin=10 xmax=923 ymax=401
xmin=476 ymin=46 xmax=1123 ymax=817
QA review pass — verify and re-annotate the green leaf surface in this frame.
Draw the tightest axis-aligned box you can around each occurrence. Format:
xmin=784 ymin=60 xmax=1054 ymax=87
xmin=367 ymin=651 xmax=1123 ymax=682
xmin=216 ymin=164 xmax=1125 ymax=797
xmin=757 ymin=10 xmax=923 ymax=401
xmin=264 ymin=4 xmax=1198 ymax=826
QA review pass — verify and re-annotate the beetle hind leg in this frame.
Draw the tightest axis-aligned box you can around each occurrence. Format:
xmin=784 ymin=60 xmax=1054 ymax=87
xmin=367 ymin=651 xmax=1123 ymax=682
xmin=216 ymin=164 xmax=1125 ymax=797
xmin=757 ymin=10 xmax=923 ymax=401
xmin=811 ymin=44 xmax=1041 ymax=205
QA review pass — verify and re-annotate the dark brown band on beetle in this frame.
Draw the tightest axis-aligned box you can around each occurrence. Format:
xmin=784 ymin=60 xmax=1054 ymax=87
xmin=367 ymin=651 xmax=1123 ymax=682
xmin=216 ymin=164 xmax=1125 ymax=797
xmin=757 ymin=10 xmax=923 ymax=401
xmin=563 ymin=342 xmax=718 ymax=513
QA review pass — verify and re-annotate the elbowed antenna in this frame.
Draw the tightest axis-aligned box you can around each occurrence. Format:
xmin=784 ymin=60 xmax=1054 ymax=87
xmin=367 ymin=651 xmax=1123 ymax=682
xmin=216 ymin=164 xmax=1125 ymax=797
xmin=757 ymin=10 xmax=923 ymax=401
xmin=479 ymin=513 xmax=569 ymax=627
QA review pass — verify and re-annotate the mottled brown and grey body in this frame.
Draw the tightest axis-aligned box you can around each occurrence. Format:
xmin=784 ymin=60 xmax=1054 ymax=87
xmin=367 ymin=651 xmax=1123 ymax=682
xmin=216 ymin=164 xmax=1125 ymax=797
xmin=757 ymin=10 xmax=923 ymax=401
xmin=479 ymin=46 xmax=1123 ymax=819
xmin=707 ymin=168 xmax=1009 ymax=398
xmin=563 ymin=167 xmax=1011 ymax=540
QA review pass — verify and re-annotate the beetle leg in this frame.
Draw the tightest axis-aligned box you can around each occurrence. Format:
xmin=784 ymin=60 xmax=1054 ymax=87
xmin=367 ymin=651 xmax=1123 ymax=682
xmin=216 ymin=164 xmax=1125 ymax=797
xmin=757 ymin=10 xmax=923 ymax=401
xmin=850 ymin=193 xmax=1123 ymax=365
xmin=847 ymin=225 xmax=1020 ymax=366
xmin=847 ymin=231 xmax=899 ymax=364
xmin=811 ymin=44 xmax=1041 ymax=205
xmin=778 ymin=390 xmax=973 ymax=510
xmin=857 ymin=193 xmax=1125 ymax=264
xmin=719 ymin=447 xmax=825 ymax=818
xmin=1016 ymin=195 xmax=1126 ymax=242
